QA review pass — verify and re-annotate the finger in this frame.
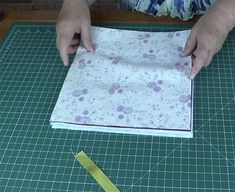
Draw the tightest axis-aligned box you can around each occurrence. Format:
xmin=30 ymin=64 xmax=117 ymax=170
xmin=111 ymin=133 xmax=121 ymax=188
xmin=68 ymin=45 xmax=79 ymax=54
xmin=60 ymin=46 xmax=69 ymax=66
xmin=190 ymin=49 xmax=213 ymax=79
xmin=181 ymin=30 xmax=197 ymax=57
xmin=57 ymin=32 xmax=74 ymax=66
xmin=67 ymin=36 xmax=80 ymax=54
xmin=80 ymin=22 xmax=94 ymax=52
xmin=70 ymin=38 xmax=80 ymax=47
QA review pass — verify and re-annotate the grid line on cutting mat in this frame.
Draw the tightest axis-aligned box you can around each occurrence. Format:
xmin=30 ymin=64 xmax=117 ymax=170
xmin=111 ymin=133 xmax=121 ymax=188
xmin=0 ymin=23 xmax=234 ymax=192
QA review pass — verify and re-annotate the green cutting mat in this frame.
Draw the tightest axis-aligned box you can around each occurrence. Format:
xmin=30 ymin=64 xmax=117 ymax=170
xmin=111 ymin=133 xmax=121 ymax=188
xmin=0 ymin=23 xmax=234 ymax=192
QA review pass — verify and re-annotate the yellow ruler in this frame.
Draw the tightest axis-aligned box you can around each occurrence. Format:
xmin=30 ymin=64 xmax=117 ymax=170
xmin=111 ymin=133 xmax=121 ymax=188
xmin=75 ymin=151 xmax=120 ymax=192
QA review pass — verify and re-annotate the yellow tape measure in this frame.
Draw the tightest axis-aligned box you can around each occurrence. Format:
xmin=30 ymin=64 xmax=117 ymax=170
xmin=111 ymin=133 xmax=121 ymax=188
xmin=75 ymin=151 xmax=120 ymax=192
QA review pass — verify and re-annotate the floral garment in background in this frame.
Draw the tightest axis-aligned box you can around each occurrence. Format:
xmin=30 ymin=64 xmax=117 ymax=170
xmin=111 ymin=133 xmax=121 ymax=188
xmin=118 ymin=0 xmax=216 ymax=20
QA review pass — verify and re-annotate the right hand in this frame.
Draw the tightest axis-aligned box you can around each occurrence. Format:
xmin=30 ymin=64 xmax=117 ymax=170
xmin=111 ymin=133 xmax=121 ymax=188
xmin=56 ymin=0 xmax=94 ymax=66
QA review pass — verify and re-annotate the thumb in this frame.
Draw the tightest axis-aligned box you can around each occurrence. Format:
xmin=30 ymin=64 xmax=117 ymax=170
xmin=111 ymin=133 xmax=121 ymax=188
xmin=80 ymin=22 xmax=94 ymax=52
xmin=190 ymin=49 xmax=213 ymax=79
xmin=181 ymin=30 xmax=197 ymax=57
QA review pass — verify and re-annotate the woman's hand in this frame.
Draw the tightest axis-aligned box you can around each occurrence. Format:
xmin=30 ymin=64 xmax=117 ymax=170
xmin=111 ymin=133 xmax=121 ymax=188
xmin=181 ymin=1 xmax=235 ymax=79
xmin=56 ymin=0 xmax=95 ymax=66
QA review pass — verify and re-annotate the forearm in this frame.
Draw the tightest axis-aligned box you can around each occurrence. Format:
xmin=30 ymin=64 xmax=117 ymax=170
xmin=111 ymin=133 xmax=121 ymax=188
xmin=62 ymin=0 xmax=96 ymax=6
xmin=86 ymin=0 xmax=96 ymax=6
xmin=207 ymin=0 xmax=235 ymax=31
xmin=59 ymin=0 xmax=92 ymax=21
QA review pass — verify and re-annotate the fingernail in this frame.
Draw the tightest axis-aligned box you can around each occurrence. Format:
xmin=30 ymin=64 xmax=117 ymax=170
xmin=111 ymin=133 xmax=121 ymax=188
xmin=90 ymin=47 xmax=95 ymax=53
xmin=190 ymin=73 xmax=196 ymax=79
xmin=63 ymin=61 xmax=69 ymax=67
xmin=89 ymin=46 xmax=95 ymax=53
xmin=180 ymin=50 xmax=186 ymax=57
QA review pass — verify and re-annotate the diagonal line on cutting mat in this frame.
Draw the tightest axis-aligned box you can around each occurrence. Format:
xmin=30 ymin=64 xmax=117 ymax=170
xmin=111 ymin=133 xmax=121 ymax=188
xmin=1 ymin=24 xmax=234 ymax=191
xmin=125 ymin=96 xmax=235 ymax=192
xmin=197 ymin=133 xmax=235 ymax=167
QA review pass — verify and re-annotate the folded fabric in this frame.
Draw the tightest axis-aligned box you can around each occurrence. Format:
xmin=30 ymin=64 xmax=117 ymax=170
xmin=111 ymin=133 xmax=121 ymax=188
xmin=50 ymin=27 xmax=193 ymax=138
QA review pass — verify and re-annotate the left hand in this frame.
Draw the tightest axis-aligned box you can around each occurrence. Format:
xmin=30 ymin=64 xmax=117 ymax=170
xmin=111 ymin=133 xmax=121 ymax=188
xmin=181 ymin=11 xmax=230 ymax=79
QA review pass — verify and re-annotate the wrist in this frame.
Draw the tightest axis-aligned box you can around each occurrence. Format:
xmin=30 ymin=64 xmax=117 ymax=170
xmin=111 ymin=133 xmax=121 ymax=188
xmin=57 ymin=0 xmax=91 ymax=27
xmin=61 ymin=0 xmax=90 ymax=17
xmin=63 ymin=0 xmax=95 ymax=6
xmin=209 ymin=0 xmax=235 ymax=31
xmin=86 ymin=0 xmax=96 ymax=6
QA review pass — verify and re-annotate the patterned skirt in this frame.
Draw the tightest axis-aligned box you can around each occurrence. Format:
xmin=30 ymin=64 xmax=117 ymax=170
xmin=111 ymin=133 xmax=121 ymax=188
xmin=118 ymin=0 xmax=217 ymax=20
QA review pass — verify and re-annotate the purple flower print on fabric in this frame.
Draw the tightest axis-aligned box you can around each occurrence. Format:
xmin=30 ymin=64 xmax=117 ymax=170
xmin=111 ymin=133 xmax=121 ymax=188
xmin=123 ymin=107 xmax=133 ymax=114
xmin=147 ymin=81 xmax=161 ymax=92
xmin=108 ymin=55 xmax=123 ymax=64
xmin=78 ymin=59 xmax=86 ymax=69
xmin=159 ymin=113 xmax=164 ymax=117
xmin=116 ymin=105 xmax=125 ymax=112
xmin=108 ymin=83 xmax=123 ymax=95
xmin=167 ymin=32 xmax=174 ymax=38
xmin=175 ymin=62 xmax=189 ymax=72
xmin=137 ymin=33 xmax=151 ymax=43
xmin=158 ymin=80 xmax=163 ymax=84
xmin=137 ymin=117 xmax=143 ymax=121
xmin=72 ymin=89 xmax=88 ymax=97
xmin=74 ymin=115 xmax=91 ymax=124
xmin=83 ymin=110 xmax=89 ymax=115
xmin=117 ymin=89 xmax=123 ymax=94
xmin=177 ymin=46 xmax=184 ymax=52
xmin=153 ymin=86 xmax=161 ymax=92
xmin=145 ymin=33 xmax=151 ymax=38
xmin=179 ymin=94 xmax=191 ymax=103
xmin=143 ymin=53 xmax=156 ymax=61
xmin=188 ymin=102 xmax=192 ymax=108
xmin=175 ymin=32 xmax=180 ymax=37
xmin=179 ymin=94 xmax=192 ymax=108
xmin=116 ymin=105 xmax=133 ymax=120
xmin=167 ymin=32 xmax=181 ymax=38
xmin=78 ymin=59 xmax=92 ymax=69
xmin=112 ymin=56 xmax=123 ymax=64
xmin=116 ymin=105 xmax=133 ymax=114
xmin=72 ymin=89 xmax=88 ymax=102
xmin=50 ymin=27 xmax=193 ymax=137
xmin=118 ymin=114 xmax=124 ymax=119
